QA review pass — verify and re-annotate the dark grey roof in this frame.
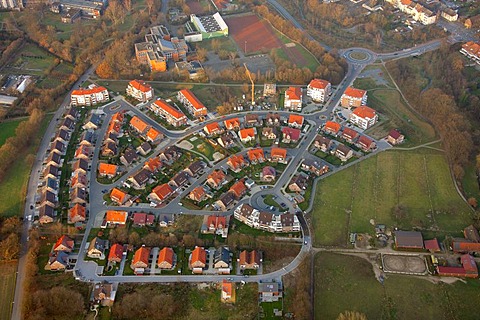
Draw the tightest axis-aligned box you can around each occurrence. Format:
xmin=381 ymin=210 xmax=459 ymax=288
xmin=73 ymin=158 xmax=88 ymax=172
xmin=214 ymin=247 xmax=230 ymax=264
xmin=132 ymin=169 xmax=152 ymax=186
xmin=280 ymin=213 xmax=295 ymax=227
xmin=121 ymin=147 xmax=138 ymax=164
xmin=395 ymin=231 xmax=424 ymax=248
xmin=258 ymin=211 xmax=273 ymax=224
xmin=187 ymin=160 xmax=203 ymax=174
xmin=219 ymin=192 xmax=235 ymax=206
xmin=336 ymin=144 xmax=352 ymax=156
xmin=139 ymin=141 xmax=152 ymax=153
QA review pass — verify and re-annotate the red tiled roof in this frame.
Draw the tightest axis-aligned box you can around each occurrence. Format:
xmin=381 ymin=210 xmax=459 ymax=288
xmin=227 ymin=154 xmax=246 ymax=169
xmin=179 ymin=89 xmax=206 ymax=111
xmin=152 ymin=99 xmax=185 ymax=119
xmin=144 ymin=157 xmax=162 ymax=172
xmin=239 ymin=128 xmax=255 ymax=139
xmin=288 ymin=114 xmax=304 ymax=126
xmin=71 ymin=86 xmax=107 ymax=96
xmin=224 ymin=118 xmax=240 ymax=130
xmin=344 ymin=87 xmax=366 ymax=99
xmin=98 ymin=163 xmax=118 ymax=176
xmin=110 ymin=188 xmax=128 ymax=204
xmin=222 ymin=280 xmax=233 ymax=296
xmin=208 ymin=170 xmax=226 ymax=185
xmin=229 ymin=180 xmax=247 ymax=198
xmin=461 ymin=254 xmax=478 ymax=274
xmin=352 ymin=106 xmax=376 ymax=119
xmin=130 ymin=116 xmax=149 ymax=132
xmin=106 ymin=210 xmax=128 ymax=224
xmin=129 ymin=80 xmax=152 ymax=93
xmin=132 ymin=247 xmax=150 ymax=266
xmin=191 ymin=247 xmax=206 ymax=264
xmin=424 ymin=238 xmax=440 ymax=252
xmin=285 ymin=86 xmax=302 ymax=100
xmin=54 ymin=235 xmax=74 ymax=251
xmin=206 ymin=215 xmax=227 ymax=229
xmin=282 ymin=127 xmax=301 ymax=140
xmin=157 ymin=247 xmax=174 ymax=266
xmin=133 ymin=212 xmax=155 ymax=225
xmin=437 ymin=266 xmax=466 ymax=275
xmin=308 ymin=78 xmax=330 ymax=90
xmin=190 ymin=186 xmax=206 ymax=201
xmin=358 ymin=135 xmax=374 ymax=148
xmin=69 ymin=204 xmax=86 ymax=221
xmin=146 ymin=128 xmax=162 ymax=141
xmin=342 ymin=128 xmax=359 ymax=139
xmin=151 ymin=183 xmax=173 ymax=201
xmin=205 ymin=122 xmax=222 ymax=134
xmin=247 ymin=148 xmax=265 ymax=162
xmin=108 ymin=243 xmax=124 ymax=261
xmin=325 ymin=121 xmax=341 ymax=133
xmin=270 ymin=147 xmax=287 ymax=159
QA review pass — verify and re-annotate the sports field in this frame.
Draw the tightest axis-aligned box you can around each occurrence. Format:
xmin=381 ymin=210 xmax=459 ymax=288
xmin=311 ymin=149 xmax=472 ymax=246
xmin=315 ymin=252 xmax=480 ymax=320
xmin=0 ymin=262 xmax=16 ymax=320
xmin=225 ymin=14 xmax=282 ymax=54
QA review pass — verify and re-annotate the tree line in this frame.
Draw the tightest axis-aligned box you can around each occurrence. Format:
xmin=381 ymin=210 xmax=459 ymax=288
xmin=387 ymin=43 xmax=477 ymax=182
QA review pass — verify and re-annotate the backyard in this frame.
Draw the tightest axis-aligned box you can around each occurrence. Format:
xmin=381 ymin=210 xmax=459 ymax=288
xmin=311 ymin=149 xmax=473 ymax=247
xmin=315 ymin=252 xmax=480 ymax=320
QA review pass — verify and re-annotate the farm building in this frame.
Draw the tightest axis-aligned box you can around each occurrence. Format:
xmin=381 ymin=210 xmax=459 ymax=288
xmin=394 ymin=231 xmax=424 ymax=250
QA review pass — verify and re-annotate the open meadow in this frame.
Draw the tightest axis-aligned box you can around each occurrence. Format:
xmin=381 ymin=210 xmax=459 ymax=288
xmin=0 ymin=262 xmax=16 ymax=320
xmin=315 ymin=252 xmax=480 ymax=320
xmin=311 ymin=149 xmax=473 ymax=247
xmin=0 ymin=118 xmax=24 ymax=147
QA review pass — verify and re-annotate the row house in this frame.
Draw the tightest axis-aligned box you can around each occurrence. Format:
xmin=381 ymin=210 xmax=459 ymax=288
xmin=245 ymin=114 xmax=261 ymax=127
xmin=226 ymin=154 xmax=248 ymax=172
xmin=233 ymin=204 xmax=300 ymax=233
xmin=207 ymin=169 xmax=227 ymax=189
xmin=177 ymin=89 xmax=207 ymax=118
xmin=70 ymin=85 xmax=109 ymax=107
xmin=306 ymin=78 xmax=331 ymax=103
xmin=262 ymin=127 xmax=276 ymax=140
xmin=150 ymin=99 xmax=187 ymax=127
xmin=247 ymin=148 xmax=265 ymax=164
xmin=126 ymin=79 xmax=154 ymax=103
xmin=224 ymin=118 xmax=241 ymax=131
xmin=265 ymin=112 xmax=281 ymax=126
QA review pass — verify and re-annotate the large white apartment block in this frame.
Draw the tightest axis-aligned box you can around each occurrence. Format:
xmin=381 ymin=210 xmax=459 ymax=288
xmin=306 ymin=79 xmax=331 ymax=103
xmin=126 ymin=80 xmax=154 ymax=102
xmin=71 ymin=86 xmax=109 ymax=107
xmin=349 ymin=106 xmax=378 ymax=130
xmin=177 ymin=89 xmax=207 ymax=118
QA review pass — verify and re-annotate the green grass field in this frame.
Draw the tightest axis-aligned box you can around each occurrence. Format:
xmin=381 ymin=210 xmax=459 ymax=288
xmin=0 ymin=118 xmax=24 ymax=147
xmin=275 ymin=31 xmax=320 ymax=72
xmin=0 ymin=262 xmax=16 ymax=320
xmin=0 ymin=114 xmax=52 ymax=217
xmin=315 ymin=252 xmax=480 ymax=320
xmin=311 ymin=149 xmax=472 ymax=246
xmin=10 ymin=43 xmax=56 ymax=71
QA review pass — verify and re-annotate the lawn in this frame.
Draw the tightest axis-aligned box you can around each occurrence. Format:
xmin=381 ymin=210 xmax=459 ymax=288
xmin=274 ymin=31 xmax=320 ymax=72
xmin=0 ymin=262 xmax=17 ymax=320
xmin=0 ymin=118 xmax=24 ymax=147
xmin=315 ymin=252 xmax=480 ymax=320
xmin=260 ymin=300 xmax=283 ymax=319
xmin=0 ymin=114 xmax=52 ymax=217
xmin=461 ymin=164 xmax=479 ymax=205
xmin=311 ymin=149 xmax=473 ymax=247
xmin=10 ymin=43 xmax=56 ymax=71
xmin=188 ymin=136 xmax=216 ymax=161
xmin=353 ymin=72 xmax=436 ymax=146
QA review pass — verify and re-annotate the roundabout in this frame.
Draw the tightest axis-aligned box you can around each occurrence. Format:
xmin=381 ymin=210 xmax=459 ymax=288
xmin=342 ymin=47 xmax=378 ymax=65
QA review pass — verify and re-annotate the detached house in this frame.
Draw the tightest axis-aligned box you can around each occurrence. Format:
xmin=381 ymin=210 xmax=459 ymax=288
xmin=342 ymin=127 xmax=359 ymax=143
xmin=129 ymin=168 xmax=152 ymax=189
xmin=218 ymin=133 xmax=235 ymax=149
xmin=289 ymin=173 xmax=309 ymax=193
xmin=284 ymin=87 xmax=302 ymax=111
xmin=204 ymin=122 xmax=223 ymax=136
xmin=314 ymin=135 xmax=332 ymax=152
xmin=247 ymin=148 xmax=265 ymax=164
xmin=105 ymin=210 xmax=128 ymax=226
xmin=146 ymin=127 xmax=163 ymax=143
xmin=177 ymin=89 xmax=207 ymax=118
xmin=224 ymin=118 xmax=241 ymax=131
xmin=157 ymin=247 xmax=175 ymax=269
xmin=110 ymin=188 xmax=129 ymax=205
xmin=47 ymin=251 xmax=69 ymax=271
xmin=270 ymin=147 xmax=287 ymax=163
xmin=130 ymin=116 xmax=150 ymax=135
xmin=229 ymin=180 xmax=247 ymax=199
xmin=207 ymin=170 xmax=227 ymax=189
xmin=149 ymin=183 xmax=173 ymax=203
xmin=189 ymin=186 xmax=208 ymax=203
xmin=214 ymin=247 xmax=231 ymax=274
xmin=87 ymin=237 xmax=107 ymax=259
xmin=335 ymin=144 xmax=354 ymax=162
xmin=159 ymin=146 xmax=182 ymax=164
xmin=341 ymin=87 xmax=367 ymax=108
xmin=307 ymin=78 xmax=331 ymax=103
xmin=357 ymin=135 xmax=375 ymax=152
xmin=131 ymin=246 xmax=151 ymax=274
xmin=53 ymin=235 xmax=74 ymax=252
xmin=238 ymin=128 xmax=256 ymax=143
xmin=215 ymin=192 xmax=236 ymax=211
xmin=288 ymin=114 xmax=304 ymax=128
xmin=387 ymin=129 xmax=404 ymax=145
xmin=120 ymin=147 xmax=138 ymax=166
xmin=227 ymin=154 xmax=247 ymax=172
xmin=324 ymin=121 xmax=341 ymax=136
xmin=245 ymin=114 xmax=261 ymax=127
xmin=98 ymin=163 xmax=118 ymax=178
xmin=127 ymin=79 xmax=154 ymax=102
xmin=150 ymin=99 xmax=187 ymax=127
xmin=349 ymin=106 xmax=378 ymax=130
xmin=108 ymin=243 xmax=124 ymax=264
xmin=190 ymin=246 xmax=207 ymax=273
xmin=282 ymin=127 xmax=301 ymax=144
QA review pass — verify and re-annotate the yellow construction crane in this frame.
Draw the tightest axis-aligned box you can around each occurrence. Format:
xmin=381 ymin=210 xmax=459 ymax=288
xmin=244 ymin=63 xmax=255 ymax=105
